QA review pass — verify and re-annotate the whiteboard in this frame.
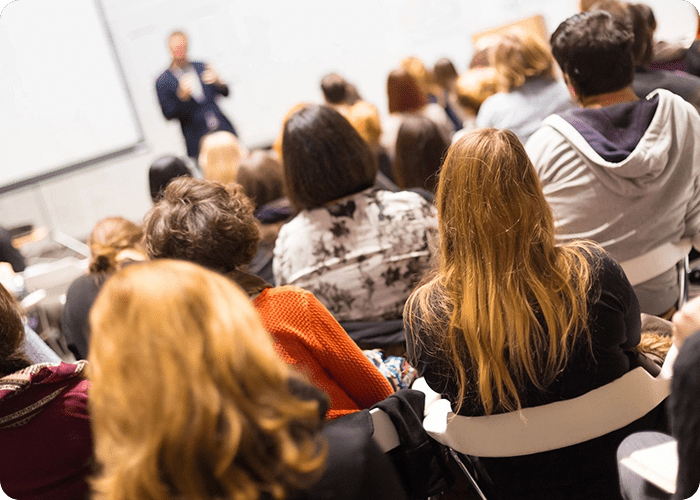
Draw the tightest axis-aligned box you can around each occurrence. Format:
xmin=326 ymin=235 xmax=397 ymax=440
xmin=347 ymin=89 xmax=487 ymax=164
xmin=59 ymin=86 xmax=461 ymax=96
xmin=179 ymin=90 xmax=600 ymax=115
xmin=0 ymin=0 xmax=144 ymax=193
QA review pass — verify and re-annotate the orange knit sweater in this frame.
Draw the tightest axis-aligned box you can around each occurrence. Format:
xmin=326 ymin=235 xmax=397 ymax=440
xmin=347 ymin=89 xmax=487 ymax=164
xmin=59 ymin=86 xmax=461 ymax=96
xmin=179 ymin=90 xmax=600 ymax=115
xmin=253 ymin=286 xmax=394 ymax=419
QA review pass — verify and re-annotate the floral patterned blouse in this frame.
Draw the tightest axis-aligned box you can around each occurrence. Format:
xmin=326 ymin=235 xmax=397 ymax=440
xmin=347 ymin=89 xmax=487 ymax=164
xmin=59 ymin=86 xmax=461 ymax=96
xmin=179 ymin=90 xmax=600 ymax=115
xmin=273 ymin=187 xmax=438 ymax=322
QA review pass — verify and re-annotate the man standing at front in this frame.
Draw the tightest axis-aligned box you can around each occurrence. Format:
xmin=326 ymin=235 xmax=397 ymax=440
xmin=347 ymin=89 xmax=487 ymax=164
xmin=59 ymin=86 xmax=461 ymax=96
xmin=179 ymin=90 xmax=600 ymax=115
xmin=526 ymin=11 xmax=700 ymax=317
xmin=155 ymin=30 xmax=237 ymax=158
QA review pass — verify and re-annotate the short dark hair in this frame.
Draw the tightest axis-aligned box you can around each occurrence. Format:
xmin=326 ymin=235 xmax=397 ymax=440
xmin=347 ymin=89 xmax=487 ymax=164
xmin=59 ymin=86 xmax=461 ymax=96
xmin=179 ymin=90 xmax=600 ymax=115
xmin=550 ymin=10 xmax=634 ymax=98
xmin=281 ymin=105 xmax=377 ymax=210
xmin=144 ymin=177 xmax=259 ymax=272
xmin=393 ymin=116 xmax=450 ymax=193
xmin=149 ymin=155 xmax=191 ymax=202
xmin=320 ymin=73 xmax=348 ymax=104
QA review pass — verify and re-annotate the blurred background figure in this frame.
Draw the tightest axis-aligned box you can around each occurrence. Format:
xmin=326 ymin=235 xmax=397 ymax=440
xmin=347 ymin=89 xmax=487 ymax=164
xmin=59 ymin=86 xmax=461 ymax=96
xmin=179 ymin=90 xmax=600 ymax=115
xmin=475 ymin=30 xmax=573 ymax=143
xmin=393 ymin=115 xmax=450 ymax=194
xmin=148 ymin=154 xmax=192 ymax=203
xmin=61 ymin=217 xmax=146 ymax=360
xmin=198 ymin=130 xmax=247 ymax=185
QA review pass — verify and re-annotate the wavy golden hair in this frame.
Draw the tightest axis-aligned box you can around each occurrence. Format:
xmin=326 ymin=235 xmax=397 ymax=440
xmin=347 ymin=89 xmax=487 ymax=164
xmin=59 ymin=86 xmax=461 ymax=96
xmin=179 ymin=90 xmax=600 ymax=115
xmin=405 ymin=128 xmax=595 ymax=415
xmin=88 ymin=260 xmax=326 ymax=500
xmin=491 ymin=31 xmax=557 ymax=92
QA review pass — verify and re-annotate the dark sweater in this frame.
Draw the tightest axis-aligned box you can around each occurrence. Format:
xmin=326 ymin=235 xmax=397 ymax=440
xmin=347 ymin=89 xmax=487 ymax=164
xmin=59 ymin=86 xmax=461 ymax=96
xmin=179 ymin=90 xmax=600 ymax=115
xmin=406 ymin=247 xmax=666 ymax=499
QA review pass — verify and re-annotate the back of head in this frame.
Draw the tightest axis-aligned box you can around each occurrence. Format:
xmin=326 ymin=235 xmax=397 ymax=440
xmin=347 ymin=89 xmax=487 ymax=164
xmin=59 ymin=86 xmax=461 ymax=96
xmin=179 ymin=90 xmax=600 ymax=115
xmin=320 ymin=73 xmax=348 ymax=104
xmin=88 ymin=217 xmax=144 ymax=275
xmin=393 ymin=116 xmax=449 ymax=193
xmin=0 ymin=283 xmax=30 ymax=376
xmin=590 ymin=1 xmax=656 ymax=67
xmin=144 ymin=177 xmax=259 ymax=272
xmin=455 ymin=67 xmax=499 ymax=114
xmin=551 ymin=10 xmax=634 ymax=98
xmin=433 ymin=58 xmax=459 ymax=89
xmin=88 ymin=259 xmax=325 ymax=500
xmin=198 ymin=131 xmax=246 ymax=185
xmin=491 ymin=31 xmax=556 ymax=92
xmin=236 ymin=149 xmax=285 ymax=208
xmin=387 ymin=67 xmax=428 ymax=113
xmin=345 ymin=101 xmax=383 ymax=148
xmin=409 ymin=128 xmax=593 ymax=414
xmin=400 ymin=56 xmax=432 ymax=95
xmin=281 ymin=104 xmax=377 ymax=210
xmin=149 ymin=155 xmax=191 ymax=203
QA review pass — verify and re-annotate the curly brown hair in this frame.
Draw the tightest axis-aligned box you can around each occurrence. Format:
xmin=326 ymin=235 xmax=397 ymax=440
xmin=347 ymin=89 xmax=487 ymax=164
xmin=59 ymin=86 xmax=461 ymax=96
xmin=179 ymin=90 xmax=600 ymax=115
xmin=144 ymin=177 xmax=259 ymax=272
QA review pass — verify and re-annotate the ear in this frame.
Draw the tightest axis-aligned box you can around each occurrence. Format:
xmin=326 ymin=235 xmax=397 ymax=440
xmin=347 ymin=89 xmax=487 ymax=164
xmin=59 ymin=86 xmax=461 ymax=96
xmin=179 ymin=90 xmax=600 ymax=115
xmin=563 ymin=74 xmax=581 ymax=105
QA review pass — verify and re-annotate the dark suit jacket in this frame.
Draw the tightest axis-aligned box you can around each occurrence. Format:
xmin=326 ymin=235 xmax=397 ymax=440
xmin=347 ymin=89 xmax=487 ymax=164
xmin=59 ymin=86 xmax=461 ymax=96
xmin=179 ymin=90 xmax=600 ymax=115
xmin=155 ymin=61 xmax=236 ymax=157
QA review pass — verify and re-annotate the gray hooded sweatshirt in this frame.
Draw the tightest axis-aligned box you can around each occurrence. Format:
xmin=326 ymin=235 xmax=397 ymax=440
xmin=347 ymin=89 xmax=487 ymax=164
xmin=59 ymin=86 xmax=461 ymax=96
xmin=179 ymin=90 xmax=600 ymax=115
xmin=526 ymin=89 xmax=700 ymax=315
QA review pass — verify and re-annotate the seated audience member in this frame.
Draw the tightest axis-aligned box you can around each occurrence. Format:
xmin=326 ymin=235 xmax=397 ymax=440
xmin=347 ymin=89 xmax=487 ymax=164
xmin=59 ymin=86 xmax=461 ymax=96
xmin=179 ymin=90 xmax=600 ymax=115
xmin=144 ymin=177 xmax=394 ymax=419
xmin=198 ymin=130 xmax=247 ymax=185
xmin=0 ymin=227 xmax=25 ymax=273
xmin=433 ymin=57 xmax=468 ymax=130
xmin=345 ymin=101 xmax=393 ymax=183
xmin=0 ymin=283 xmax=92 ymax=500
xmin=526 ymin=10 xmax=700 ymax=317
xmin=237 ymin=149 xmax=291 ymax=224
xmin=618 ymin=296 xmax=700 ymax=500
xmin=405 ymin=128 xmax=665 ymax=500
xmin=148 ymin=154 xmax=192 ymax=203
xmin=393 ymin=115 xmax=450 ymax=194
xmin=452 ymin=66 xmax=499 ymax=136
xmin=381 ymin=67 xmax=452 ymax=161
xmin=475 ymin=30 xmax=574 ymax=143
xmin=320 ymin=72 xmax=362 ymax=113
xmin=61 ymin=217 xmax=146 ymax=360
xmin=590 ymin=0 xmax=700 ymax=112
xmin=88 ymin=260 xmax=407 ymax=500
xmin=274 ymin=104 xmax=438 ymax=323
xmin=237 ymin=150 xmax=292 ymax=283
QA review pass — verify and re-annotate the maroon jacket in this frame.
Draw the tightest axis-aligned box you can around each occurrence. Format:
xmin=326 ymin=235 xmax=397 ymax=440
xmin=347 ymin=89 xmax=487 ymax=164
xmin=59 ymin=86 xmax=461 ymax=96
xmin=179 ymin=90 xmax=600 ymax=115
xmin=0 ymin=362 xmax=92 ymax=500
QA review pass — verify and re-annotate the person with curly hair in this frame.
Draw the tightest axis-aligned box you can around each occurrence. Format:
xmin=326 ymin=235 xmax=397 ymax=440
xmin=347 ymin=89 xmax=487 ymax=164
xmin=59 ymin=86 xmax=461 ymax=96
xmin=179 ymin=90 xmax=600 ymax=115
xmin=144 ymin=177 xmax=394 ymax=419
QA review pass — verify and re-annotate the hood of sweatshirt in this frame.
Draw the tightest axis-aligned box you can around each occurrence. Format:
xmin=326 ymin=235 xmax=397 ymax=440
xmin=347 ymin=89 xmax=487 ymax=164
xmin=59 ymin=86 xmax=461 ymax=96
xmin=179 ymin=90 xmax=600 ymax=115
xmin=541 ymin=89 xmax=692 ymax=198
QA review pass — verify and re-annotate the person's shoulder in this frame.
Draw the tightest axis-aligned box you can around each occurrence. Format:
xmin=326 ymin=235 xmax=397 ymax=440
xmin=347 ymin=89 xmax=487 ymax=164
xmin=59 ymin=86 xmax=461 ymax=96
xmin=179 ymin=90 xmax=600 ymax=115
xmin=155 ymin=68 xmax=174 ymax=86
xmin=254 ymin=285 xmax=317 ymax=309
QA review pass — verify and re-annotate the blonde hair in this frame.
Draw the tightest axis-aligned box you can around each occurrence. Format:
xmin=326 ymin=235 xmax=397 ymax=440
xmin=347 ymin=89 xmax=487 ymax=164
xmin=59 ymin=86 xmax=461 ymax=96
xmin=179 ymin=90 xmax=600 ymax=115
xmin=199 ymin=131 xmax=247 ymax=185
xmin=455 ymin=67 xmax=500 ymax=114
xmin=89 ymin=260 xmax=326 ymax=500
xmin=88 ymin=217 xmax=144 ymax=275
xmin=491 ymin=31 xmax=556 ymax=92
xmin=401 ymin=56 xmax=433 ymax=96
xmin=345 ymin=101 xmax=382 ymax=147
xmin=405 ymin=129 xmax=594 ymax=415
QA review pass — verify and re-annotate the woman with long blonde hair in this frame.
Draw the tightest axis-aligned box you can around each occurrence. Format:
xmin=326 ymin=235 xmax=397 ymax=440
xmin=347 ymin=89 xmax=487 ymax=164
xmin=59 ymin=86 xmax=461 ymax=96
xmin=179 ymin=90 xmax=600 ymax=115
xmin=405 ymin=128 xmax=663 ymax=499
xmin=89 ymin=259 xmax=406 ymax=500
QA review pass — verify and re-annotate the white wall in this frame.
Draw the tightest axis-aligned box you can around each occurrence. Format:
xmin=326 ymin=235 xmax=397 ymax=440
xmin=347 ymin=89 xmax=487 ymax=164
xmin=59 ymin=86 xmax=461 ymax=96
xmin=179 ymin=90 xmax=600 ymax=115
xmin=0 ymin=0 xmax=697 ymax=240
